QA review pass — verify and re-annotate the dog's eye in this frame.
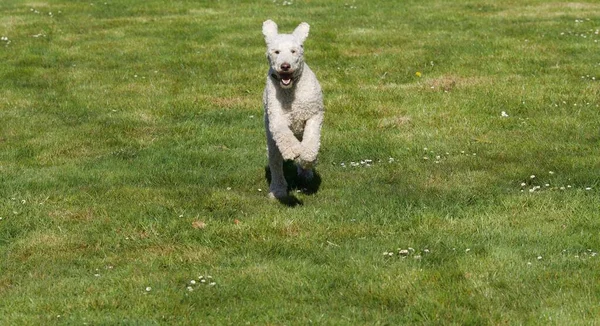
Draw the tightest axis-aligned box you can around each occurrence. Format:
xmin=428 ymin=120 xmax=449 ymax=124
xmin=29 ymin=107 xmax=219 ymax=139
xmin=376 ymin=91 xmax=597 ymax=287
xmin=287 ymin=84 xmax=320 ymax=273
xmin=291 ymin=50 xmax=296 ymax=54
xmin=274 ymin=50 xmax=280 ymax=54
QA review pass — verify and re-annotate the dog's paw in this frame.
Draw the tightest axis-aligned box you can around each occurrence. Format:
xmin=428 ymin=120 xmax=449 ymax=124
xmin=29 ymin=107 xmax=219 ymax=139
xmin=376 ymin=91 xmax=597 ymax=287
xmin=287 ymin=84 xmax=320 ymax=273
xmin=281 ymin=144 xmax=303 ymax=161
xmin=296 ymin=151 xmax=317 ymax=169
xmin=281 ymin=150 xmax=299 ymax=161
xmin=268 ymin=189 xmax=288 ymax=199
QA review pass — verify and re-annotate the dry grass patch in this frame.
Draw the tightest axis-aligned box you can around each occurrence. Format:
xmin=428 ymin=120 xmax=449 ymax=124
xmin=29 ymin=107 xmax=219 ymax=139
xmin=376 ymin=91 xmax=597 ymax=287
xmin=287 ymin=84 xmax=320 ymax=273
xmin=495 ymin=2 xmax=600 ymax=18
xmin=274 ymin=219 xmax=303 ymax=238
xmin=48 ymin=208 xmax=95 ymax=222
xmin=378 ymin=115 xmax=412 ymax=129
xmin=208 ymin=96 xmax=256 ymax=110
xmin=188 ymin=8 xmax=220 ymax=16
xmin=341 ymin=46 xmax=385 ymax=58
xmin=425 ymin=75 xmax=492 ymax=92
xmin=119 ymin=244 xmax=214 ymax=265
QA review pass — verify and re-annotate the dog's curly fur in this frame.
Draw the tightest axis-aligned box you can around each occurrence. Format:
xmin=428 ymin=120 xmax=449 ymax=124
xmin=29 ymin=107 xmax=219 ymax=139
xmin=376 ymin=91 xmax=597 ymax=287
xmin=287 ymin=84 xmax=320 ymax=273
xmin=262 ymin=20 xmax=324 ymax=199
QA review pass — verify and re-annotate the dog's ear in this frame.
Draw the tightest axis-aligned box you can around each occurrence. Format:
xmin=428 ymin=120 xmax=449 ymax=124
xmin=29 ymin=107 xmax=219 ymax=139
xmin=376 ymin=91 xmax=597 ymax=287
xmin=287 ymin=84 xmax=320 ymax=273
xmin=293 ymin=22 xmax=310 ymax=44
xmin=262 ymin=20 xmax=278 ymax=45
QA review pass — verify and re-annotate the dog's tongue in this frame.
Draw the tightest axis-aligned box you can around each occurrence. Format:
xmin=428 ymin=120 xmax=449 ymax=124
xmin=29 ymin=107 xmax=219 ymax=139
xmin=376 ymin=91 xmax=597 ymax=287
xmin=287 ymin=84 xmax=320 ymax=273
xmin=279 ymin=72 xmax=293 ymax=86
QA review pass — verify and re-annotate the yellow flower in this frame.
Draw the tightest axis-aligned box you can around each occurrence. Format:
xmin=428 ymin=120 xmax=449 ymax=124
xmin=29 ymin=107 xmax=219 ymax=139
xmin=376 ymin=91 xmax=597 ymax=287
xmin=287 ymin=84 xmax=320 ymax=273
xmin=415 ymin=71 xmax=422 ymax=77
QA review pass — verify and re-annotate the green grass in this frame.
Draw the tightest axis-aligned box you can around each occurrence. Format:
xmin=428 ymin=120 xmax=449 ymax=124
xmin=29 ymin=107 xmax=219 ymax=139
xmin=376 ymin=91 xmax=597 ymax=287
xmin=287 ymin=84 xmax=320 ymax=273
xmin=1 ymin=0 xmax=600 ymax=324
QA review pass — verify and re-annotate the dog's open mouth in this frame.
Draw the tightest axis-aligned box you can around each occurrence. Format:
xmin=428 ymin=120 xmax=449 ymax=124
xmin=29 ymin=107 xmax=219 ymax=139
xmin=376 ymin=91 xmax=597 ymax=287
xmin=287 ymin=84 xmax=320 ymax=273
xmin=273 ymin=72 xmax=294 ymax=88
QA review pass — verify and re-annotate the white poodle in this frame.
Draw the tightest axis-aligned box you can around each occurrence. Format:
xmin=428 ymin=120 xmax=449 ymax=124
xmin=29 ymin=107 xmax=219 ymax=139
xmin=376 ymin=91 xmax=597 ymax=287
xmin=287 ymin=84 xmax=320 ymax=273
xmin=262 ymin=20 xmax=324 ymax=199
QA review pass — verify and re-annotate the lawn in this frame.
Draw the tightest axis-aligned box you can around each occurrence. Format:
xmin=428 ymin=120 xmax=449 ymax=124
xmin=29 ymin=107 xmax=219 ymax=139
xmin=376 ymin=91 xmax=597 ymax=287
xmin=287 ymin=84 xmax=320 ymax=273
xmin=1 ymin=0 xmax=599 ymax=324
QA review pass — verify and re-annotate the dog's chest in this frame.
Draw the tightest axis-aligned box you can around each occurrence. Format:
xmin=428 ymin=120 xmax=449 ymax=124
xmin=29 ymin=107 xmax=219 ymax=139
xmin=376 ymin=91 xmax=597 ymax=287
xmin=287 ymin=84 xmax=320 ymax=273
xmin=287 ymin=109 xmax=309 ymax=135
xmin=282 ymin=99 xmax=319 ymax=135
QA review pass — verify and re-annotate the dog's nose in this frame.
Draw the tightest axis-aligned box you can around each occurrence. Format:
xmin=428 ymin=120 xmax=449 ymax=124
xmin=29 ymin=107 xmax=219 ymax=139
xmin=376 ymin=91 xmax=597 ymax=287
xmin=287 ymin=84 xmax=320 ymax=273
xmin=280 ymin=63 xmax=291 ymax=71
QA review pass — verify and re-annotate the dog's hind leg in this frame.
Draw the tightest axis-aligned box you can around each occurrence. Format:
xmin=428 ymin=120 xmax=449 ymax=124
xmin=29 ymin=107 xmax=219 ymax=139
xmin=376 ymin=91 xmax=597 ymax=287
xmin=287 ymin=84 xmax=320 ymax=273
xmin=266 ymin=130 xmax=288 ymax=199
xmin=296 ymin=164 xmax=314 ymax=181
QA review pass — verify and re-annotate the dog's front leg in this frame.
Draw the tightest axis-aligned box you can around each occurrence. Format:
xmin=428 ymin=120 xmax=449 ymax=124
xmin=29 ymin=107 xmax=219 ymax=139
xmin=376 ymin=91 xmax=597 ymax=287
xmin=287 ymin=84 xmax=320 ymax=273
xmin=266 ymin=128 xmax=288 ymax=199
xmin=296 ymin=112 xmax=323 ymax=169
xmin=267 ymin=106 xmax=303 ymax=161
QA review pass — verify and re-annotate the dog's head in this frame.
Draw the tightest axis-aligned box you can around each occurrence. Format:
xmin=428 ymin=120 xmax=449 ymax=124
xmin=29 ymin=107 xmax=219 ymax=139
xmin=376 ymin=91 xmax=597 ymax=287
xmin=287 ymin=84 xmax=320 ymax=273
xmin=262 ymin=20 xmax=310 ymax=89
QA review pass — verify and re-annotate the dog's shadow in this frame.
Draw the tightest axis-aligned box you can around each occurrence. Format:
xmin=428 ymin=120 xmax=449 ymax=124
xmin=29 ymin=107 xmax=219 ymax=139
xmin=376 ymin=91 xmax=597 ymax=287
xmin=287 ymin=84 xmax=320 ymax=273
xmin=264 ymin=161 xmax=322 ymax=207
